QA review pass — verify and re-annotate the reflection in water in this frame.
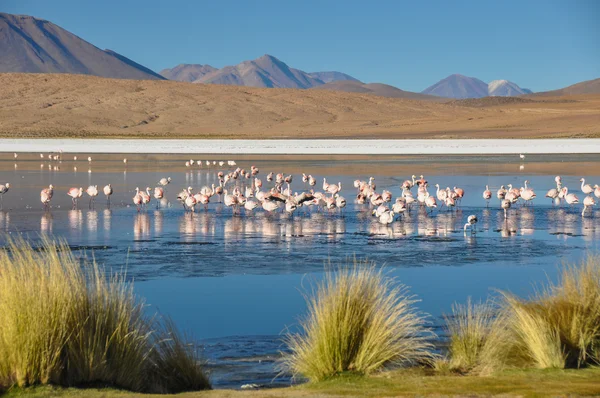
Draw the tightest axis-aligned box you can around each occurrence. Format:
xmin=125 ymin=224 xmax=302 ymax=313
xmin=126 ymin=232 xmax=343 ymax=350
xmin=103 ymin=209 xmax=112 ymax=234
xmin=87 ymin=210 xmax=98 ymax=235
xmin=68 ymin=210 xmax=83 ymax=236
xmin=0 ymin=211 xmax=9 ymax=231
xmin=133 ymin=213 xmax=151 ymax=241
xmin=154 ymin=211 xmax=163 ymax=235
xmin=40 ymin=212 xmax=53 ymax=234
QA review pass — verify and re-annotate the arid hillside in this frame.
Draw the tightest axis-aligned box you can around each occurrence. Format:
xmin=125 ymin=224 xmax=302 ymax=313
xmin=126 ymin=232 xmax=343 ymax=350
xmin=0 ymin=73 xmax=599 ymax=139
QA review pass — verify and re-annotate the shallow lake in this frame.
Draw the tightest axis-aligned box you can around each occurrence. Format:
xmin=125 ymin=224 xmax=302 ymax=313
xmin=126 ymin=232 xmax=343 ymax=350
xmin=0 ymin=153 xmax=599 ymax=388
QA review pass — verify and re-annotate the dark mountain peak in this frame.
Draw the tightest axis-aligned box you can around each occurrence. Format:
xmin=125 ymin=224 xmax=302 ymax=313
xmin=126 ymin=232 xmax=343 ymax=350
xmin=0 ymin=12 xmax=163 ymax=80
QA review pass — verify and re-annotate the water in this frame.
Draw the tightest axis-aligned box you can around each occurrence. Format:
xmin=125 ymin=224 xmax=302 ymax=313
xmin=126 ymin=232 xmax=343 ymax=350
xmin=0 ymin=153 xmax=599 ymax=388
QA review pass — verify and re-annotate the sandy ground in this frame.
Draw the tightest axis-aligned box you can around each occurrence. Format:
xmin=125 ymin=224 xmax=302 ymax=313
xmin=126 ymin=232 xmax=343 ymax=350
xmin=0 ymin=73 xmax=599 ymax=139
xmin=1 ymin=138 xmax=600 ymax=154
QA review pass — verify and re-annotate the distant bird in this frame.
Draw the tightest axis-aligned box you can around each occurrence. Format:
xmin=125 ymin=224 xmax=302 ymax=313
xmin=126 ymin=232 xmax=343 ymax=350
xmin=86 ymin=185 xmax=99 ymax=208
xmin=0 ymin=183 xmax=9 ymax=207
xmin=580 ymin=178 xmax=594 ymax=195
xmin=501 ymin=198 xmax=511 ymax=219
xmin=159 ymin=177 xmax=172 ymax=187
xmin=103 ymin=184 xmax=113 ymax=205
xmin=13 ymin=153 xmax=17 ymax=159
xmin=73 ymin=156 xmax=78 ymax=161
xmin=464 ymin=215 xmax=478 ymax=234
xmin=482 ymin=185 xmax=492 ymax=206
xmin=68 ymin=187 xmax=84 ymax=207
xmin=87 ymin=156 xmax=92 ymax=162
xmin=40 ymin=185 xmax=54 ymax=210
xmin=582 ymin=196 xmax=595 ymax=217
xmin=123 ymin=158 xmax=128 ymax=164
xmin=520 ymin=154 xmax=525 ymax=160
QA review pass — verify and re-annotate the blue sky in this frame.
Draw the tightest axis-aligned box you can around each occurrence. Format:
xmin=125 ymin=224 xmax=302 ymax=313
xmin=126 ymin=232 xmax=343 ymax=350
xmin=2 ymin=0 xmax=599 ymax=92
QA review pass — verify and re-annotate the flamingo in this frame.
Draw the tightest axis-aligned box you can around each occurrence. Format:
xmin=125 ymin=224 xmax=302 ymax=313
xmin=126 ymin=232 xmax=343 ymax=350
xmin=308 ymin=175 xmax=316 ymax=187
xmin=40 ymin=185 xmax=53 ymax=210
xmin=545 ymin=187 xmax=559 ymax=205
xmin=520 ymin=182 xmax=536 ymax=205
xmin=133 ymin=187 xmax=143 ymax=211
xmin=580 ymin=178 xmax=594 ymax=195
xmin=159 ymin=177 xmax=172 ymax=187
xmin=425 ymin=194 xmax=437 ymax=214
xmin=501 ymin=198 xmax=511 ymax=219
xmin=483 ymin=185 xmax=492 ymax=206
xmin=103 ymin=184 xmax=113 ymax=205
xmin=562 ymin=187 xmax=579 ymax=211
xmin=582 ymin=196 xmax=595 ymax=217
xmin=262 ymin=198 xmax=281 ymax=213
xmin=68 ymin=187 xmax=84 ymax=207
xmin=392 ymin=197 xmax=407 ymax=217
xmin=372 ymin=205 xmax=388 ymax=218
xmin=244 ymin=197 xmax=260 ymax=213
xmin=497 ymin=185 xmax=507 ymax=200
xmin=335 ymin=194 xmax=346 ymax=214
xmin=464 ymin=215 xmax=478 ymax=234
xmin=0 ymin=183 xmax=9 ymax=208
xmin=223 ymin=189 xmax=239 ymax=214
xmin=154 ymin=187 xmax=164 ymax=207
xmin=86 ymin=185 xmax=99 ymax=208
xmin=402 ymin=175 xmax=416 ymax=190
xmin=87 ymin=156 xmax=92 ymax=163
xmin=184 ymin=192 xmax=197 ymax=212
xmin=123 ymin=158 xmax=128 ymax=164
xmin=378 ymin=210 xmax=395 ymax=225
xmin=594 ymin=185 xmax=600 ymax=199
xmin=435 ymin=184 xmax=447 ymax=204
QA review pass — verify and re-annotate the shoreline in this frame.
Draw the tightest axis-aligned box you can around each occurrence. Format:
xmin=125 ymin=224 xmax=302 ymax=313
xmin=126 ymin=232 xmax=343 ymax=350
xmin=1 ymin=138 xmax=600 ymax=154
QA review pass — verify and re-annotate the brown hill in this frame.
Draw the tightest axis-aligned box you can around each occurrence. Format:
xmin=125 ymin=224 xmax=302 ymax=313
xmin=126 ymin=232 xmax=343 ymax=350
xmin=311 ymin=81 xmax=445 ymax=101
xmin=0 ymin=13 xmax=163 ymax=80
xmin=159 ymin=64 xmax=217 ymax=82
xmin=532 ymin=78 xmax=600 ymax=96
xmin=0 ymin=73 xmax=599 ymax=139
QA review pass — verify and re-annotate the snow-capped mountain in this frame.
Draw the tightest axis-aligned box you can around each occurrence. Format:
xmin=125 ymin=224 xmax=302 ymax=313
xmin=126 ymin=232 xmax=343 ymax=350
xmin=488 ymin=80 xmax=530 ymax=96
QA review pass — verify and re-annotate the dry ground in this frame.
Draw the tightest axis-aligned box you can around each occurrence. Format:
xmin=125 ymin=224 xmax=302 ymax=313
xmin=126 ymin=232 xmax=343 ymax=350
xmin=0 ymin=73 xmax=599 ymax=139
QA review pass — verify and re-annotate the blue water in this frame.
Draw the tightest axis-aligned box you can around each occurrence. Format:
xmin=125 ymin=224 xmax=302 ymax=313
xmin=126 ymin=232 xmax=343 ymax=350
xmin=0 ymin=154 xmax=599 ymax=388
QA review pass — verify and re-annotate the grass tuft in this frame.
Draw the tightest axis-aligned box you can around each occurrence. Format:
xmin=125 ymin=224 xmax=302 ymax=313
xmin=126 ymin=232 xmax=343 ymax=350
xmin=444 ymin=298 xmax=495 ymax=373
xmin=282 ymin=260 xmax=435 ymax=382
xmin=0 ymin=237 xmax=209 ymax=393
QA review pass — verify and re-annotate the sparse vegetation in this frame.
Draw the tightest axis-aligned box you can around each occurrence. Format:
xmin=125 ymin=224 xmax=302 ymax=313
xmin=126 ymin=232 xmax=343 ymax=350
xmin=445 ymin=256 xmax=600 ymax=373
xmin=0 ymin=237 xmax=210 ymax=394
xmin=282 ymin=261 xmax=435 ymax=382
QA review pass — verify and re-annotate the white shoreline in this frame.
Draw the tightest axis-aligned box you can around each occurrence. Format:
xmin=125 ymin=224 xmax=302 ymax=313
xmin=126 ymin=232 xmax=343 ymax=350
xmin=1 ymin=139 xmax=600 ymax=155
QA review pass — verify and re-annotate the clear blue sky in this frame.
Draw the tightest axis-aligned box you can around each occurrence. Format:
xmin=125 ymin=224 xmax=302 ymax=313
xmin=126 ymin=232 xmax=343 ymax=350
xmin=2 ymin=0 xmax=599 ymax=92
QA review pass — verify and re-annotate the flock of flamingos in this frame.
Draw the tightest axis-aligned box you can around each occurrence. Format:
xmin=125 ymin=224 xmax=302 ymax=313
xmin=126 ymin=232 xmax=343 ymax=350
xmin=0 ymin=153 xmax=599 ymax=234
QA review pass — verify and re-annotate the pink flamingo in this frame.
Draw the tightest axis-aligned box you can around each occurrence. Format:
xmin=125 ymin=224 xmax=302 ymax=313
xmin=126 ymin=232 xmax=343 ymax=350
xmin=133 ymin=188 xmax=143 ymax=211
xmin=582 ymin=196 xmax=595 ymax=217
xmin=68 ymin=187 xmax=83 ymax=207
xmin=103 ymin=184 xmax=113 ymax=205
xmin=563 ymin=187 xmax=579 ymax=211
xmin=580 ymin=178 xmax=593 ymax=195
xmin=483 ymin=185 xmax=492 ymax=206
xmin=594 ymin=185 xmax=600 ymax=199
xmin=497 ymin=185 xmax=507 ymax=200
xmin=501 ymin=198 xmax=511 ymax=219
xmin=40 ymin=184 xmax=54 ymax=210
xmin=425 ymin=194 xmax=437 ymax=214
xmin=154 ymin=187 xmax=164 ymax=208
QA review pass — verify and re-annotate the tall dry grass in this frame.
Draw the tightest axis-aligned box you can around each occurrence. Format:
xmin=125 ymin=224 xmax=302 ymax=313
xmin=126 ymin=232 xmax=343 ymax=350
xmin=447 ymin=256 xmax=600 ymax=373
xmin=444 ymin=299 xmax=495 ymax=372
xmin=0 ymin=237 xmax=209 ymax=393
xmin=283 ymin=261 xmax=435 ymax=382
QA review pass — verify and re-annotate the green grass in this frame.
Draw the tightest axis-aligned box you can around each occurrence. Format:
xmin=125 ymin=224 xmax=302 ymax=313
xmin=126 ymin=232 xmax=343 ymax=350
xmin=282 ymin=261 xmax=434 ymax=382
xmin=6 ymin=367 xmax=600 ymax=397
xmin=0 ymin=237 xmax=209 ymax=394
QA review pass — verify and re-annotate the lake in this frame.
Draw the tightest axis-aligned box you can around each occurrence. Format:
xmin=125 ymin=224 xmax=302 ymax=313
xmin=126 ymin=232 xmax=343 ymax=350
xmin=0 ymin=153 xmax=599 ymax=388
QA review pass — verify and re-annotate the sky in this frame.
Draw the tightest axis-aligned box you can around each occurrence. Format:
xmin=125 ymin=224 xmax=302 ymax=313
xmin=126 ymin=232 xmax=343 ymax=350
xmin=2 ymin=0 xmax=599 ymax=92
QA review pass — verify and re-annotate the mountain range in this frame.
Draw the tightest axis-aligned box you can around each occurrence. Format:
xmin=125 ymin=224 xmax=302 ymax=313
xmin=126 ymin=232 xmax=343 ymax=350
xmin=0 ymin=12 xmax=597 ymax=100
xmin=422 ymin=74 xmax=531 ymax=98
xmin=0 ymin=13 xmax=163 ymax=80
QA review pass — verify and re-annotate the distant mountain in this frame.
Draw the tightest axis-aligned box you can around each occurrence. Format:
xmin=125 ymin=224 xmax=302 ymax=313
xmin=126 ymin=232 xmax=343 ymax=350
xmin=193 ymin=54 xmax=325 ymax=89
xmin=531 ymin=78 xmax=600 ymax=96
xmin=160 ymin=64 xmax=217 ymax=82
xmin=0 ymin=13 xmax=164 ymax=80
xmin=307 ymin=71 xmax=360 ymax=84
xmin=422 ymin=74 xmax=489 ymax=99
xmin=488 ymin=80 xmax=530 ymax=96
xmin=311 ymin=81 xmax=444 ymax=101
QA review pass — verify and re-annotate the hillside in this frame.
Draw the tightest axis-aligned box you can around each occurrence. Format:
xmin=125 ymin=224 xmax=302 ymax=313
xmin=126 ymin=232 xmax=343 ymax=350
xmin=0 ymin=73 xmax=598 ymax=139
xmin=311 ymin=81 xmax=445 ymax=101
xmin=194 ymin=54 xmax=324 ymax=88
xmin=159 ymin=64 xmax=217 ymax=82
xmin=532 ymin=78 xmax=600 ymax=96
xmin=0 ymin=13 xmax=164 ymax=80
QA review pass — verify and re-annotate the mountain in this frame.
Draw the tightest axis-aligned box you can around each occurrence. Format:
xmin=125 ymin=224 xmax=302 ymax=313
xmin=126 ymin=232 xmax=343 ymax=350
xmin=0 ymin=13 xmax=163 ymax=80
xmin=159 ymin=64 xmax=217 ymax=82
xmin=531 ymin=78 xmax=600 ymax=96
xmin=311 ymin=81 xmax=444 ymax=101
xmin=307 ymin=71 xmax=359 ymax=84
xmin=488 ymin=80 xmax=530 ymax=96
xmin=422 ymin=74 xmax=489 ymax=99
xmin=193 ymin=54 xmax=325 ymax=88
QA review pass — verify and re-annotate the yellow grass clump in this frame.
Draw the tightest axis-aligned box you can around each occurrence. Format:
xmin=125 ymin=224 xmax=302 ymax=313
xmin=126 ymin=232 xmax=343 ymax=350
xmin=447 ymin=256 xmax=600 ymax=373
xmin=444 ymin=299 xmax=495 ymax=373
xmin=0 ymin=237 xmax=210 ymax=393
xmin=283 ymin=261 xmax=435 ymax=382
